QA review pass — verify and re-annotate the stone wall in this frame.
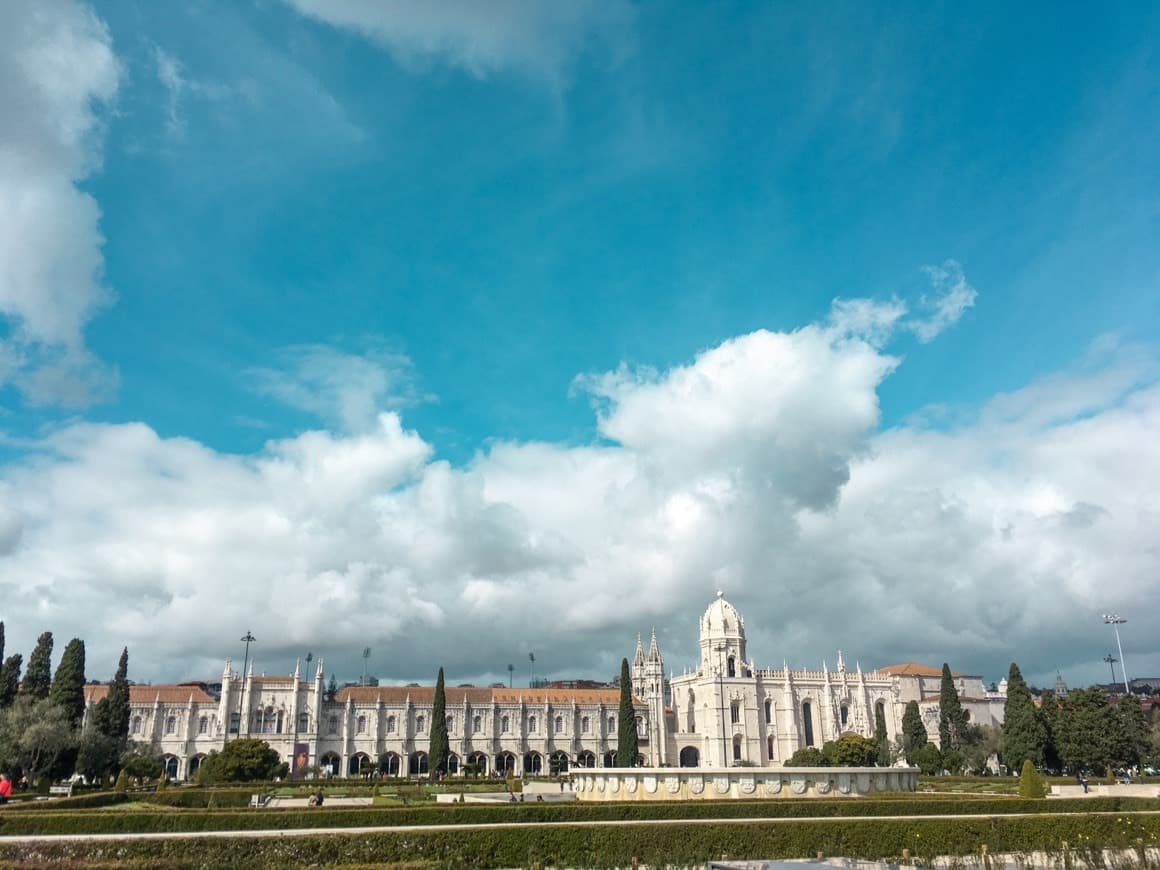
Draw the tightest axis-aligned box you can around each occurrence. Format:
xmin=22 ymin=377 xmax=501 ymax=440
xmin=572 ymin=766 xmax=917 ymax=801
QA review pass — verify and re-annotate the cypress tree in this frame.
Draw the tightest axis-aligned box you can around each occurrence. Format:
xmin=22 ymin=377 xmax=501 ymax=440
xmin=100 ymin=648 xmax=131 ymax=740
xmin=901 ymin=699 xmax=927 ymax=763
xmin=874 ymin=703 xmax=891 ymax=766
xmin=1038 ymin=689 xmax=1062 ymax=772
xmin=0 ymin=654 xmax=22 ymax=708
xmin=0 ymin=620 xmax=5 ymax=664
xmin=50 ymin=638 xmax=87 ymax=725
xmin=616 ymin=658 xmax=638 ymax=767
xmin=938 ymin=662 xmax=966 ymax=750
xmin=21 ymin=631 xmax=53 ymax=699
xmin=429 ymin=667 xmax=450 ymax=777
xmin=1001 ymin=662 xmax=1046 ymax=771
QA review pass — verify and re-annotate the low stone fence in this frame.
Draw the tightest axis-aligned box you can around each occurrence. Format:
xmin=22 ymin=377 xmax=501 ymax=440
xmin=572 ymin=766 xmax=917 ymax=801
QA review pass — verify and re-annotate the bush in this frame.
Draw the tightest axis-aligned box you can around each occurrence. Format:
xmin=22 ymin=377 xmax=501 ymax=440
xmin=1 ymin=796 xmax=1156 ymax=836
xmin=197 ymin=739 xmax=285 ymax=785
xmin=1018 ymin=760 xmax=1047 ymax=798
xmin=786 ymin=747 xmax=826 ymax=766
xmin=0 ymin=813 xmax=1159 ymax=867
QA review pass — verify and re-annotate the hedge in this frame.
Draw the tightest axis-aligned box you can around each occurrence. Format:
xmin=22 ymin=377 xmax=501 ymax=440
xmin=145 ymin=789 xmax=255 ymax=809
xmin=1 ymin=797 xmax=1158 ymax=836
xmin=1 ymin=813 xmax=1158 ymax=868
xmin=3 ymin=791 xmax=132 ymax=811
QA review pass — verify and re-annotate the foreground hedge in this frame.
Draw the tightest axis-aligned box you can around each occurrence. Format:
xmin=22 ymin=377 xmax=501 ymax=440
xmin=2 ymin=813 xmax=1158 ymax=868
xmin=1 ymin=796 xmax=1157 ymax=836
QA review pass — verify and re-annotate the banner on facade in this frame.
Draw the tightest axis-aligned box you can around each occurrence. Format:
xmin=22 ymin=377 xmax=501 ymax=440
xmin=292 ymin=743 xmax=310 ymax=779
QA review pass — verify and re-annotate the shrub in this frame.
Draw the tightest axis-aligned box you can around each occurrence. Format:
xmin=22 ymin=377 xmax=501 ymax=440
xmin=197 ymin=739 xmax=284 ymax=784
xmin=786 ymin=747 xmax=826 ymax=766
xmin=1018 ymin=760 xmax=1047 ymax=798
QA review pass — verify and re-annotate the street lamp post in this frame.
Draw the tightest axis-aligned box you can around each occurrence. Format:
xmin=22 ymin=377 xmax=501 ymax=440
xmin=237 ymin=631 xmax=256 ymax=738
xmin=529 ymin=652 xmax=535 ymax=688
xmin=1102 ymin=615 xmax=1129 ymax=695
xmin=507 ymin=664 xmax=514 ymax=688
xmin=1103 ymin=654 xmax=1119 ymax=686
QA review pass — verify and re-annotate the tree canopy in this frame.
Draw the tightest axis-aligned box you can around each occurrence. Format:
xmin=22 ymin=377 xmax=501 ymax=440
xmin=1001 ymin=662 xmax=1046 ymax=771
xmin=616 ymin=658 xmax=639 ymax=767
xmin=49 ymin=638 xmax=87 ymax=726
xmin=874 ymin=703 xmax=890 ymax=766
xmin=428 ymin=667 xmax=450 ymax=776
xmin=197 ymin=738 xmax=286 ymax=783
xmin=21 ymin=632 xmax=54 ymax=700
xmin=938 ymin=662 xmax=967 ymax=750
xmin=901 ymin=700 xmax=927 ymax=763
xmin=0 ymin=654 xmax=21 ymax=709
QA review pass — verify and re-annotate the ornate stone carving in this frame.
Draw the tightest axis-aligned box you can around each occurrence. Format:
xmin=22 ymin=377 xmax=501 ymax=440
xmin=790 ymin=777 xmax=807 ymax=795
xmin=643 ymin=775 xmax=658 ymax=794
xmin=713 ymin=775 xmax=731 ymax=794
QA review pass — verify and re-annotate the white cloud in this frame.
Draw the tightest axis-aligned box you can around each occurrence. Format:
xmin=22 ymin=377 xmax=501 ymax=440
xmin=248 ymin=344 xmax=426 ymax=433
xmin=282 ymin=0 xmax=635 ymax=85
xmin=911 ymin=259 xmax=978 ymax=343
xmin=1 ymin=311 xmax=1156 ymax=689
xmin=0 ymin=0 xmax=119 ymax=405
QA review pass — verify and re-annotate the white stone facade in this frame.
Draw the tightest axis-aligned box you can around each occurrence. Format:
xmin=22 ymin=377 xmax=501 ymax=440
xmin=83 ymin=593 xmax=1004 ymax=780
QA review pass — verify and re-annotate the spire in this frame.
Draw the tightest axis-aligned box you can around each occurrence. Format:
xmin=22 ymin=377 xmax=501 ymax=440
xmin=293 ymin=658 xmax=300 ymax=679
xmin=633 ymin=634 xmax=645 ymax=666
xmin=315 ymin=658 xmax=324 ymax=680
xmin=647 ymin=628 xmax=661 ymax=662
xmin=223 ymin=657 xmax=232 ymax=679
xmin=836 ymin=650 xmax=845 ymax=673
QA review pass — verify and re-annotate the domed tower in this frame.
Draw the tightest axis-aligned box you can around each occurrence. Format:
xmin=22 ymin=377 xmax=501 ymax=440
xmin=700 ymin=591 xmax=747 ymax=678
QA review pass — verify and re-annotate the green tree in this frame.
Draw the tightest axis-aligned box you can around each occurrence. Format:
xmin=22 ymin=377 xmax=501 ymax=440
xmin=1001 ymin=662 xmax=1046 ymax=772
xmin=1038 ymin=689 xmax=1062 ymax=772
xmin=938 ymin=662 xmax=967 ymax=751
xmin=429 ymin=667 xmax=450 ymax=777
xmin=1018 ymin=758 xmax=1047 ymax=798
xmin=786 ymin=746 xmax=827 ymax=766
xmin=0 ymin=696 xmax=78 ymax=783
xmin=1114 ymin=693 xmax=1150 ymax=770
xmin=0 ymin=654 xmax=21 ymax=709
xmin=1056 ymin=686 xmax=1113 ymax=773
xmin=119 ymin=743 xmax=165 ymax=780
xmin=75 ymin=723 xmax=122 ymax=784
xmin=901 ymin=700 xmax=927 ymax=763
xmin=95 ymin=648 xmax=130 ymax=740
xmin=21 ymin=631 xmax=54 ymax=700
xmin=0 ymin=621 xmax=4 ymax=666
xmin=616 ymin=658 xmax=638 ymax=767
xmin=197 ymin=738 xmax=286 ymax=783
xmin=874 ymin=703 xmax=890 ymax=766
xmin=49 ymin=638 xmax=87 ymax=726
xmin=912 ymin=743 xmax=943 ymax=775
xmin=822 ymin=733 xmax=879 ymax=767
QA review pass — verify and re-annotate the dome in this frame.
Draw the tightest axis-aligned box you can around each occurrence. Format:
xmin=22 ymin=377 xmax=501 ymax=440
xmin=700 ymin=590 xmax=746 ymax=639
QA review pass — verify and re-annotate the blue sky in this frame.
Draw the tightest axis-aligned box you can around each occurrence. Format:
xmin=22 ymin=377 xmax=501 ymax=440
xmin=0 ymin=1 xmax=1157 ymax=688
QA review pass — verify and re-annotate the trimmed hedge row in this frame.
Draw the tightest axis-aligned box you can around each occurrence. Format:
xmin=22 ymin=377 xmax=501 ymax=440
xmin=1 ymin=813 xmax=1158 ymax=868
xmin=145 ymin=789 xmax=256 ymax=809
xmin=3 ymin=791 xmax=132 ymax=811
xmin=1 ymin=797 xmax=1158 ymax=836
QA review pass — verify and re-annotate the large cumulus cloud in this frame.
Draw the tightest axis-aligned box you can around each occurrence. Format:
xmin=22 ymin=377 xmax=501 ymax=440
xmin=1 ymin=307 xmax=1155 ymax=690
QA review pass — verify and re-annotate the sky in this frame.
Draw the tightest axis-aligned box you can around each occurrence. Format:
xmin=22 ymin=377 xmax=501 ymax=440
xmin=0 ymin=0 xmax=1157 ymax=692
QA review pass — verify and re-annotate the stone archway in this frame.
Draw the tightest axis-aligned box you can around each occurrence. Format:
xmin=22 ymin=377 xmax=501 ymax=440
xmin=679 ymin=746 xmax=700 ymax=767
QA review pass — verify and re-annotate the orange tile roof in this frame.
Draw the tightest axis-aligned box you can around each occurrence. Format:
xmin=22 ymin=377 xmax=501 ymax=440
xmin=250 ymin=675 xmax=299 ymax=684
xmin=84 ymin=684 xmax=216 ymax=705
xmin=334 ymin=686 xmax=632 ymax=706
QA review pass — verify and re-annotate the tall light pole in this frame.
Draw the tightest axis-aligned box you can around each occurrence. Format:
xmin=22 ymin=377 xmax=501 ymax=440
xmin=529 ymin=652 xmax=535 ymax=688
xmin=237 ymin=631 xmax=256 ymax=738
xmin=361 ymin=647 xmax=371 ymax=686
xmin=507 ymin=663 xmax=514 ymax=688
xmin=1102 ymin=615 xmax=1129 ymax=695
xmin=1103 ymin=654 xmax=1119 ymax=686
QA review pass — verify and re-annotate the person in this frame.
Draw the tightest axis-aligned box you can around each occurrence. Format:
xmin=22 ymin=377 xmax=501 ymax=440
xmin=0 ymin=774 xmax=11 ymax=804
xmin=315 ymin=789 xmax=325 ymax=807
xmin=1081 ymin=775 xmax=1089 ymax=794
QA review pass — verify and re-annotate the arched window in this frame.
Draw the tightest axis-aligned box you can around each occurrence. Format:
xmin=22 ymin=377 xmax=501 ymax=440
xmin=416 ymin=715 xmax=426 ymax=733
xmin=730 ymin=701 xmax=740 ymax=724
xmin=581 ymin=716 xmax=590 ymax=734
xmin=607 ymin=716 xmax=615 ymax=732
xmin=327 ymin=715 xmax=338 ymax=735
xmin=131 ymin=715 xmax=142 ymax=735
xmin=528 ymin=715 xmax=537 ymax=734
xmin=472 ymin=715 xmax=481 ymax=733
xmin=802 ymin=702 xmax=815 ymax=747
xmin=840 ymin=705 xmax=849 ymax=727
xmin=767 ymin=735 xmax=775 ymax=759
xmin=764 ymin=698 xmax=772 ymax=724
xmin=501 ymin=715 xmax=510 ymax=733
xmin=554 ymin=715 xmax=564 ymax=734
xmin=198 ymin=716 xmax=208 ymax=735
xmin=446 ymin=714 xmax=453 ymax=732
xmin=386 ymin=715 xmax=396 ymax=733
xmin=727 ymin=656 xmax=736 ymax=678
xmin=165 ymin=716 xmax=176 ymax=735
xmin=356 ymin=715 xmax=366 ymax=735
xmin=732 ymin=734 xmax=742 ymax=762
